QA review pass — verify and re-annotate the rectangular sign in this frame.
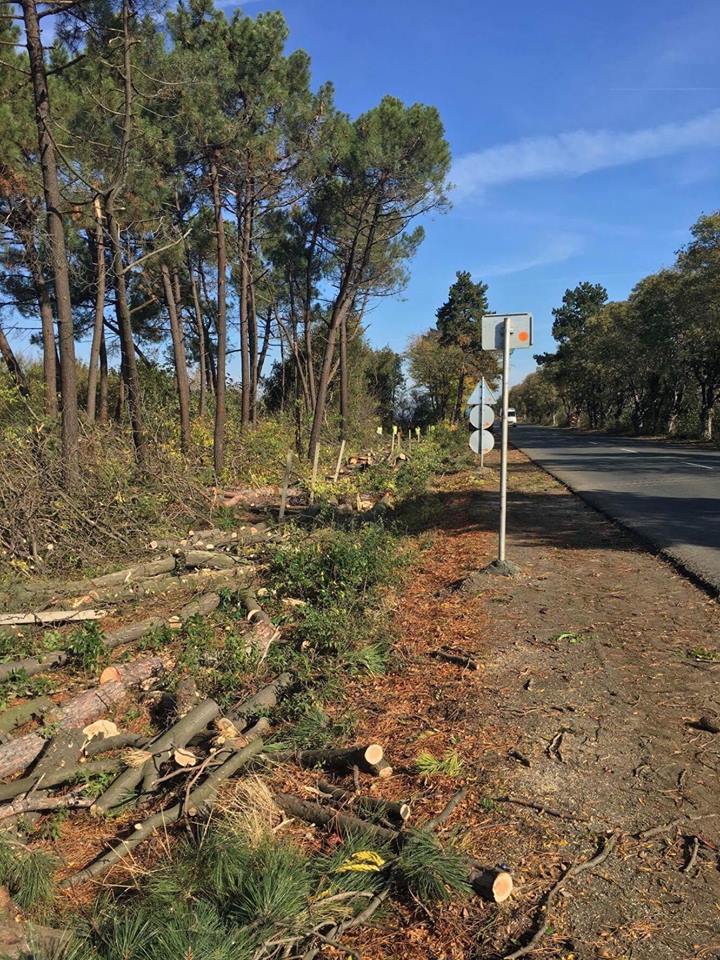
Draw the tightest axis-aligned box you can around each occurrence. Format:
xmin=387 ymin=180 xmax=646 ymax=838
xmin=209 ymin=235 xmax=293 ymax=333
xmin=481 ymin=313 xmax=533 ymax=351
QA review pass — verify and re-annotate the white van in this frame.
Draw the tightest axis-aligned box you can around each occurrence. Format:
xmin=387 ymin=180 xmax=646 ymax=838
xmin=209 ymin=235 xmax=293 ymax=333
xmin=507 ymin=407 xmax=518 ymax=425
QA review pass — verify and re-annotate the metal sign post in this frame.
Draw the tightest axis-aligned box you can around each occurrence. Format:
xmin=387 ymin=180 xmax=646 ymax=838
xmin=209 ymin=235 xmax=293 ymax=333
xmin=498 ymin=317 xmax=511 ymax=564
xmin=479 ymin=312 xmax=533 ymax=575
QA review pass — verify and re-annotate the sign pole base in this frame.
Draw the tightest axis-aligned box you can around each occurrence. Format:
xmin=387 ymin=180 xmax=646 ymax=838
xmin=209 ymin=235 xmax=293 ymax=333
xmin=482 ymin=558 xmax=519 ymax=577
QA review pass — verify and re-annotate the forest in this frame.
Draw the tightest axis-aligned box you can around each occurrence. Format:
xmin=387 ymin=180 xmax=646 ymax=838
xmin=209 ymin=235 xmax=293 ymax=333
xmin=0 ymin=0 xmax=459 ymax=488
xmin=510 ymin=210 xmax=720 ymax=442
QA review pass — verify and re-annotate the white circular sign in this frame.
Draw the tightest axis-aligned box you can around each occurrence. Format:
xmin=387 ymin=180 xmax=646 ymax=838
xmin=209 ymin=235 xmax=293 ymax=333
xmin=469 ymin=404 xmax=495 ymax=429
xmin=469 ymin=429 xmax=495 ymax=454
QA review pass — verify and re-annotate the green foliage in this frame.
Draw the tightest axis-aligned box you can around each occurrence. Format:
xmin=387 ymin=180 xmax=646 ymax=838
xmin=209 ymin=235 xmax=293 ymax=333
xmin=268 ymin=524 xmax=399 ymax=607
xmin=687 ymin=645 xmax=720 ymax=662
xmin=415 ymin=750 xmax=464 ymax=778
xmin=0 ymin=839 xmax=56 ymax=911
xmin=395 ymin=830 xmax=470 ymax=904
xmin=66 ymin=622 xmax=106 ymax=672
xmin=282 ymin=698 xmax=357 ymax=750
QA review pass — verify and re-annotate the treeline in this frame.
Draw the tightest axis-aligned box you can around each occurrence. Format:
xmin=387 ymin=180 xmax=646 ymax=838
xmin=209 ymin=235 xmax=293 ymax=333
xmin=0 ymin=0 xmax=450 ymax=483
xmin=511 ymin=211 xmax=720 ymax=441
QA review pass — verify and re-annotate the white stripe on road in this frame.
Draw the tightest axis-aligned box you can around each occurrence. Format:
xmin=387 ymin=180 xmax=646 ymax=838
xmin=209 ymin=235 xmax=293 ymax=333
xmin=620 ymin=448 xmax=637 ymax=453
xmin=682 ymin=461 xmax=713 ymax=470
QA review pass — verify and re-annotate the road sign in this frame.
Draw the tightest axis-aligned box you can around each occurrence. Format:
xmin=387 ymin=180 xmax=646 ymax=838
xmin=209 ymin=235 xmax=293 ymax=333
xmin=469 ymin=429 xmax=495 ymax=454
xmin=467 ymin=379 xmax=490 ymax=406
xmin=469 ymin=404 xmax=494 ymax=429
xmin=481 ymin=313 xmax=533 ymax=351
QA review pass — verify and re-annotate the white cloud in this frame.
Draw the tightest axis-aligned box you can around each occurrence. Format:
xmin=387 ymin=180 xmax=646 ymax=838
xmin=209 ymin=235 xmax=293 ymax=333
xmin=452 ymin=108 xmax=720 ymax=199
xmin=476 ymin=233 xmax=583 ymax=278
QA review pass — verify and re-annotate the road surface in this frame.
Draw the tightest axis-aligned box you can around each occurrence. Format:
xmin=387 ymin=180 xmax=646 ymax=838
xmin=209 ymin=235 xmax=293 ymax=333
xmin=512 ymin=425 xmax=720 ymax=593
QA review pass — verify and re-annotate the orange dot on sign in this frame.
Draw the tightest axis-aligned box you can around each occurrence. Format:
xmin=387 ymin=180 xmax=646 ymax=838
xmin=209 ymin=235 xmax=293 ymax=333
xmin=518 ymin=330 xmax=529 ymax=342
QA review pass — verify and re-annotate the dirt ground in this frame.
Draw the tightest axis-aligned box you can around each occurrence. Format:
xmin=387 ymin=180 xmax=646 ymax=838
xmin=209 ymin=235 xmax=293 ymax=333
xmin=341 ymin=448 xmax=720 ymax=960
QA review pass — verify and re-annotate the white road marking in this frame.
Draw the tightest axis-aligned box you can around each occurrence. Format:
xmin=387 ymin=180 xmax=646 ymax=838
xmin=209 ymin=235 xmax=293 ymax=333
xmin=682 ymin=461 xmax=713 ymax=470
xmin=620 ymin=447 xmax=637 ymax=454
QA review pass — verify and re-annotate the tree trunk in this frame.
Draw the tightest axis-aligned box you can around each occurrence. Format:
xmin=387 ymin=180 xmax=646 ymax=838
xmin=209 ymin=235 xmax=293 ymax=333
xmin=237 ymin=179 xmax=252 ymax=428
xmin=161 ymin=263 xmax=191 ymax=454
xmin=339 ymin=311 xmax=349 ymax=440
xmin=106 ymin=206 xmax=146 ymax=464
xmin=0 ymin=324 xmax=29 ymax=397
xmin=700 ymin=395 xmax=714 ymax=441
xmin=22 ymin=231 xmax=57 ymax=416
xmin=86 ymin=196 xmax=106 ymax=423
xmin=451 ymin=365 xmax=465 ymax=425
xmin=98 ymin=328 xmax=109 ymax=423
xmin=211 ymin=154 xmax=227 ymax=476
xmin=188 ymin=264 xmax=207 ymax=416
xmin=21 ymin=0 xmax=79 ymax=483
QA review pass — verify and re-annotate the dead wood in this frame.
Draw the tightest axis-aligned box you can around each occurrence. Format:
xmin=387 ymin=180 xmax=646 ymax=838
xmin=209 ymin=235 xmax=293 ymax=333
xmin=275 ymin=793 xmax=398 ymax=845
xmin=0 ymin=697 xmax=54 ymax=736
xmin=174 ymin=677 xmax=200 ymax=718
xmin=429 ymin=648 xmax=479 ymax=670
xmin=237 ymin=588 xmax=279 ymax=660
xmin=502 ymin=833 xmax=618 ymax=960
xmin=61 ymin=736 xmax=265 ymax=888
xmin=424 ymin=787 xmax=469 ymax=830
xmin=0 ymin=655 xmax=164 ymax=779
xmin=0 ymin=791 xmax=92 ymax=821
xmin=0 ymin=758 xmax=122 ymax=804
xmin=227 ymin=672 xmax=293 ymax=725
xmin=91 ymin=698 xmax=221 ymax=816
xmin=0 ymin=609 xmax=106 ymax=627
xmin=183 ymin=550 xmax=236 ymax=571
xmin=315 ymin=780 xmax=411 ymax=824
xmin=280 ymin=744 xmax=391 ymax=778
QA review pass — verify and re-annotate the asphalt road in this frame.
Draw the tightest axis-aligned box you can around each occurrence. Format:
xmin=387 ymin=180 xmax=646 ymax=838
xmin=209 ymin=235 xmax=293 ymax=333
xmin=511 ymin=425 xmax=720 ymax=593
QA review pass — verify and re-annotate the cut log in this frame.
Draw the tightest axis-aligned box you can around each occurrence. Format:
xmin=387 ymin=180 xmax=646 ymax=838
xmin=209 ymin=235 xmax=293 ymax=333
xmin=0 ymin=609 xmax=106 ymax=628
xmin=282 ymin=744 xmax=389 ymax=778
xmin=0 ymin=758 xmax=122 ymax=804
xmin=183 ymin=550 xmax=236 ymax=571
xmin=0 ymin=697 xmax=54 ymax=736
xmin=0 ymin=792 xmax=92 ymax=822
xmin=276 ymin=794 xmax=513 ymax=904
xmin=62 ymin=736 xmax=265 ymax=888
xmin=237 ymin=588 xmax=279 ymax=660
xmin=469 ymin=866 xmax=514 ymax=903
xmin=226 ymin=672 xmax=293 ymax=725
xmin=275 ymin=793 xmax=398 ymax=845
xmin=90 ymin=556 xmax=176 ymax=589
xmin=91 ymin=698 xmax=221 ymax=816
xmin=0 ymin=655 xmax=164 ymax=779
xmin=0 ymin=591 xmax=224 ymax=685
xmin=316 ymin=780 xmax=411 ymax=824
xmin=174 ymin=677 xmax=200 ymax=718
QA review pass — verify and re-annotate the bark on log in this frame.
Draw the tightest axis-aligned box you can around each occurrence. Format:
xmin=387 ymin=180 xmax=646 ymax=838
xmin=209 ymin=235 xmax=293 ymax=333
xmin=174 ymin=677 xmax=200 ymax=718
xmin=696 ymin=715 xmax=720 ymax=734
xmin=316 ymin=780 xmax=411 ymax=824
xmin=61 ymin=736 xmax=265 ymax=888
xmin=89 ymin=556 xmax=175 ymax=589
xmin=282 ymin=744 xmax=390 ymax=778
xmin=276 ymin=794 xmax=513 ymax=904
xmin=0 ymin=590 xmax=223 ymax=685
xmin=0 ymin=609 xmax=106 ymax=627
xmin=0 ymin=656 xmax=164 ymax=779
xmin=0 ymin=758 xmax=122 ymax=803
xmin=227 ymin=672 xmax=293 ymax=725
xmin=91 ymin=698 xmax=221 ymax=816
xmin=0 ymin=792 xmax=92 ymax=821
xmin=275 ymin=793 xmax=398 ymax=844
xmin=183 ymin=550 xmax=236 ymax=571
xmin=0 ymin=697 xmax=54 ymax=735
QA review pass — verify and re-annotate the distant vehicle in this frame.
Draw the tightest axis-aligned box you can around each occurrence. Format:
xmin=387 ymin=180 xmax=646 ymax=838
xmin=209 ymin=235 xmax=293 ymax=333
xmin=507 ymin=407 xmax=517 ymax=425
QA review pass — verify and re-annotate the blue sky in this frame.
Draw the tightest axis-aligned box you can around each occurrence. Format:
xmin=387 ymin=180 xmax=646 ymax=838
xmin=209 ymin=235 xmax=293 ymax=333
xmin=235 ymin=0 xmax=720 ymax=384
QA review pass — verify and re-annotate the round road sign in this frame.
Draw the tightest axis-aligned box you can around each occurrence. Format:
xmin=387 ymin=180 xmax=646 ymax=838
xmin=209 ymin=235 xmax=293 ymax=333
xmin=469 ymin=429 xmax=495 ymax=454
xmin=469 ymin=404 xmax=495 ymax=429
